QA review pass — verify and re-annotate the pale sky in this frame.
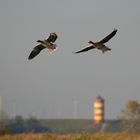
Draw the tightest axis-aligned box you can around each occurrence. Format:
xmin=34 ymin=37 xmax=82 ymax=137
xmin=0 ymin=0 xmax=140 ymax=119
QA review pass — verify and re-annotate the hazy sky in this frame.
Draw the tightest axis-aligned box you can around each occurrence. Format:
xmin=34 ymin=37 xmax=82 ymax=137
xmin=0 ymin=0 xmax=140 ymax=119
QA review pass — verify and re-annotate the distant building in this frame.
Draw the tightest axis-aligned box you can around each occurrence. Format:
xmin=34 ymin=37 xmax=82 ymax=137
xmin=93 ymin=96 xmax=104 ymax=124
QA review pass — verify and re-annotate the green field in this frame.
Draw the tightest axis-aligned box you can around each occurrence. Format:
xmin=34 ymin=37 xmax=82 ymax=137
xmin=40 ymin=119 xmax=121 ymax=133
xmin=0 ymin=133 xmax=140 ymax=140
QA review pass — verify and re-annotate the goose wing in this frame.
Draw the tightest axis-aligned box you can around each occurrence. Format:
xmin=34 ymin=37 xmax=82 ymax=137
xmin=28 ymin=44 xmax=45 ymax=60
xmin=74 ymin=45 xmax=95 ymax=53
xmin=99 ymin=29 xmax=117 ymax=44
xmin=46 ymin=32 xmax=58 ymax=43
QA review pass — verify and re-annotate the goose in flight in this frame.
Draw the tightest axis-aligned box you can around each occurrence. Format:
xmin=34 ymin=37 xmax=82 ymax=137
xmin=74 ymin=29 xmax=117 ymax=54
xmin=28 ymin=32 xmax=58 ymax=60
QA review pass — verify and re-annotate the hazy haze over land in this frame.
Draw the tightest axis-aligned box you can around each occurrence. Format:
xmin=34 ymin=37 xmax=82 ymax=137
xmin=0 ymin=0 xmax=140 ymax=119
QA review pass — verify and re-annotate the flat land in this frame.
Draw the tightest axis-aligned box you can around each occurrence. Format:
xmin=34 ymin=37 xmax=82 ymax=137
xmin=0 ymin=133 xmax=140 ymax=140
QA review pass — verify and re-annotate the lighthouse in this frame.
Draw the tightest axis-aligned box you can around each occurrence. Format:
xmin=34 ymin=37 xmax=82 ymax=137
xmin=93 ymin=96 xmax=104 ymax=124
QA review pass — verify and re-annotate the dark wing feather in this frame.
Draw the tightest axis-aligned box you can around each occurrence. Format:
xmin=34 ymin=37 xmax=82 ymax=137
xmin=46 ymin=33 xmax=57 ymax=43
xmin=74 ymin=45 xmax=95 ymax=53
xmin=28 ymin=45 xmax=45 ymax=60
xmin=99 ymin=29 xmax=117 ymax=44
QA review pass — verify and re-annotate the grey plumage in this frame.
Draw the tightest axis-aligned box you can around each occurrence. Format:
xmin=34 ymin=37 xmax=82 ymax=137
xmin=28 ymin=33 xmax=58 ymax=60
xmin=74 ymin=29 xmax=117 ymax=54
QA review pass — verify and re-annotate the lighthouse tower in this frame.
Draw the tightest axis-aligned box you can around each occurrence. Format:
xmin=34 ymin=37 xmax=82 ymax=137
xmin=93 ymin=96 xmax=104 ymax=124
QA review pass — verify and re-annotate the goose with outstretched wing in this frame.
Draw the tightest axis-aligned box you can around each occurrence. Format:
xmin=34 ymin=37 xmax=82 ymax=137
xmin=74 ymin=29 xmax=117 ymax=54
xmin=28 ymin=32 xmax=58 ymax=60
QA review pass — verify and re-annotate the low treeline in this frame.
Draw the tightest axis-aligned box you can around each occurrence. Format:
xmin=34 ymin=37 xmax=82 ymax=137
xmin=0 ymin=117 xmax=121 ymax=135
xmin=0 ymin=116 xmax=51 ymax=135
xmin=0 ymin=117 xmax=140 ymax=135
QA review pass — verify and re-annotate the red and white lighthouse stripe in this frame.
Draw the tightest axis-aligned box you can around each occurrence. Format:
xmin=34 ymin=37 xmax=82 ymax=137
xmin=93 ymin=96 xmax=104 ymax=124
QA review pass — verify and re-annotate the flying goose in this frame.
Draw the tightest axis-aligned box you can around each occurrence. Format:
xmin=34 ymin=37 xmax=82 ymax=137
xmin=28 ymin=32 xmax=58 ymax=60
xmin=74 ymin=29 xmax=117 ymax=54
